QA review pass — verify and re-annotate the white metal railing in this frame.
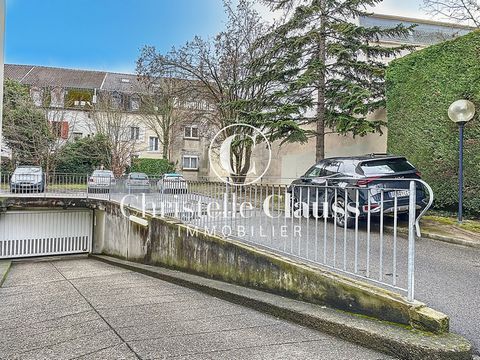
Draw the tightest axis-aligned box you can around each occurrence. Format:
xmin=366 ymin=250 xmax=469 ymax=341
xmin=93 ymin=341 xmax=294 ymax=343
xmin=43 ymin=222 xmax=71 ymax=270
xmin=0 ymin=172 xmax=433 ymax=301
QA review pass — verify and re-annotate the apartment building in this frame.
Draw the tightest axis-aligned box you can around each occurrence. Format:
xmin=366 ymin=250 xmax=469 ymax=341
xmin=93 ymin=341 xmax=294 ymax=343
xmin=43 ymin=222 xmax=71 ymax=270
xmin=4 ymin=64 xmax=212 ymax=179
xmin=2 ymin=14 xmax=473 ymax=182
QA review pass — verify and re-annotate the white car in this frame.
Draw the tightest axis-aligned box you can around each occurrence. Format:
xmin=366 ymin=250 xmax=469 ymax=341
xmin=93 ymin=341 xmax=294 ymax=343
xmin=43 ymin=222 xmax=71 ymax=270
xmin=87 ymin=170 xmax=116 ymax=193
xmin=10 ymin=166 xmax=45 ymax=193
xmin=157 ymin=173 xmax=188 ymax=194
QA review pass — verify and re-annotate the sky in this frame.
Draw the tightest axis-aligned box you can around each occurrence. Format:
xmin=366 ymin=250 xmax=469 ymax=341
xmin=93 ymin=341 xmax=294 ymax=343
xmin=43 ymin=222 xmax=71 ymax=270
xmin=4 ymin=0 xmax=427 ymax=74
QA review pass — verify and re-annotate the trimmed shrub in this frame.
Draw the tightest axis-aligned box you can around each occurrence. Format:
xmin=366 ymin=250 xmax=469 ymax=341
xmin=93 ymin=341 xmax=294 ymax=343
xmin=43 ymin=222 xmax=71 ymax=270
xmin=386 ymin=30 xmax=480 ymax=215
xmin=130 ymin=158 xmax=175 ymax=176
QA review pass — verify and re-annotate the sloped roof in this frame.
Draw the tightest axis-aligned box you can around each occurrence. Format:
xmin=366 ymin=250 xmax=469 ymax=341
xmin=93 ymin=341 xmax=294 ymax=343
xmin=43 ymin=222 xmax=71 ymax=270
xmin=5 ymin=64 xmax=107 ymax=89
xmin=4 ymin=64 xmax=34 ymax=82
xmin=3 ymin=64 xmax=205 ymax=96
xmin=100 ymin=72 xmax=141 ymax=93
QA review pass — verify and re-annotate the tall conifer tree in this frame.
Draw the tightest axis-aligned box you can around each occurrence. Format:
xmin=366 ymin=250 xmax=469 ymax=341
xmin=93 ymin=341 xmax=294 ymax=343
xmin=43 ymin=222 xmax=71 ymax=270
xmin=256 ymin=0 xmax=414 ymax=161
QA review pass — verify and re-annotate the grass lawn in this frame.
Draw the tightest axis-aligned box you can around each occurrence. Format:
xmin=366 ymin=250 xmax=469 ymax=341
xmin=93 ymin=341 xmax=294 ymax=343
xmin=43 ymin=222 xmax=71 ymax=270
xmin=422 ymin=215 xmax=480 ymax=233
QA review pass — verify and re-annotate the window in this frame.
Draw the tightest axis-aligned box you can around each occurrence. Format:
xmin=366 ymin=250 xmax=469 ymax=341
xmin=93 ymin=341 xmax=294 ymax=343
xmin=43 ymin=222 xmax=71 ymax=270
xmin=130 ymin=95 xmax=140 ymax=111
xmin=30 ymin=88 xmax=43 ymax=107
xmin=72 ymin=132 xmax=83 ymax=141
xmin=50 ymin=88 xmax=65 ymax=108
xmin=360 ymin=158 xmax=415 ymax=176
xmin=184 ymin=126 xmax=199 ymax=139
xmin=304 ymin=163 xmax=325 ymax=178
xmin=323 ymin=160 xmax=341 ymax=176
xmin=130 ymin=126 xmax=140 ymax=140
xmin=149 ymin=136 xmax=159 ymax=152
xmin=182 ymin=155 xmax=199 ymax=170
xmin=111 ymin=92 xmax=123 ymax=109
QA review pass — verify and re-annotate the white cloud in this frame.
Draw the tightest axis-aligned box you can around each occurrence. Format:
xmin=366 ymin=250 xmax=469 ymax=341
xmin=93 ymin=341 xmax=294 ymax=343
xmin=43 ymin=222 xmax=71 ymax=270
xmin=255 ymin=0 xmax=437 ymax=23
xmin=367 ymin=0 xmax=429 ymax=19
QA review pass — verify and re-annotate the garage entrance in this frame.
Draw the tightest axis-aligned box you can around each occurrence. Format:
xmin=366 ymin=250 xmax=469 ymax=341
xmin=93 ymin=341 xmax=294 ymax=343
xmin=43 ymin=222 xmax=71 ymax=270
xmin=0 ymin=209 xmax=93 ymax=259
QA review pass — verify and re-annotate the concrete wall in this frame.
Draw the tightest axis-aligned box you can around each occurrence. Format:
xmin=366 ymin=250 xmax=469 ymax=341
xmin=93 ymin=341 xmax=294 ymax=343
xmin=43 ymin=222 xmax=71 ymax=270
xmin=92 ymin=201 xmax=448 ymax=334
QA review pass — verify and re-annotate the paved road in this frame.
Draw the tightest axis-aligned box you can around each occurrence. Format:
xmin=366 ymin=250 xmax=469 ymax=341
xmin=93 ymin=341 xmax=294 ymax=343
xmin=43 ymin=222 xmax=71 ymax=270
xmin=0 ymin=258 xmax=393 ymax=360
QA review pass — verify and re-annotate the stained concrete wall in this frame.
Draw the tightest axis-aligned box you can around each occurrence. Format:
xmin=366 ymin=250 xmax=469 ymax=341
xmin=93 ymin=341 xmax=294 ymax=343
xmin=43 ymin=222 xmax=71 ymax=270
xmin=93 ymin=201 xmax=448 ymax=334
xmin=0 ymin=196 xmax=448 ymax=334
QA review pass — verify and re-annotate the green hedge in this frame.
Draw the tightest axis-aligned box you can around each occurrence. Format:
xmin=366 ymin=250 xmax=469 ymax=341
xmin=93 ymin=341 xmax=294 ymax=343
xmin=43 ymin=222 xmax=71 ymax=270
xmin=386 ymin=30 xmax=480 ymax=215
xmin=130 ymin=158 xmax=175 ymax=176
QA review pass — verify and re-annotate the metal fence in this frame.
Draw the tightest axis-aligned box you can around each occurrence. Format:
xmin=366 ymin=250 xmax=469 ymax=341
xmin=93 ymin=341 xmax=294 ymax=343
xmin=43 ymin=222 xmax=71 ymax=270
xmin=0 ymin=172 xmax=433 ymax=301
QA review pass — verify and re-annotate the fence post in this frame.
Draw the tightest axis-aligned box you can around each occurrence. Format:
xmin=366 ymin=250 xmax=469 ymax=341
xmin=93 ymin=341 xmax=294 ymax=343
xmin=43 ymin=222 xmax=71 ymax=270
xmin=407 ymin=180 xmax=416 ymax=302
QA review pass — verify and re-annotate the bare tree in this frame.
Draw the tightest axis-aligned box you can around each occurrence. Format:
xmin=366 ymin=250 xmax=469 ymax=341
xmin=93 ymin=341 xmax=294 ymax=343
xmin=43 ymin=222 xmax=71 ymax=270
xmin=422 ymin=0 xmax=480 ymax=27
xmin=36 ymin=85 xmax=84 ymax=174
xmin=134 ymin=77 xmax=204 ymax=161
xmin=89 ymin=92 xmax=140 ymax=176
xmin=136 ymin=0 xmax=304 ymax=183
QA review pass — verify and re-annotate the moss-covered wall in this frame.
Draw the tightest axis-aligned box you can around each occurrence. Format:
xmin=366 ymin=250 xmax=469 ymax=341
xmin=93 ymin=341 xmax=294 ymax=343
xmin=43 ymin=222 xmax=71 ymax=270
xmin=94 ymin=201 xmax=449 ymax=334
xmin=386 ymin=30 xmax=480 ymax=214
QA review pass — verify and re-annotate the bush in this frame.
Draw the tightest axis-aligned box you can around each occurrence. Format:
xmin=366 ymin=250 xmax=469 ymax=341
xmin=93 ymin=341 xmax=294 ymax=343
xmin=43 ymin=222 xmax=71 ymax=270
xmin=386 ymin=30 xmax=480 ymax=215
xmin=130 ymin=158 xmax=175 ymax=176
xmin=55 ymin=134 xmax=111 ymax=174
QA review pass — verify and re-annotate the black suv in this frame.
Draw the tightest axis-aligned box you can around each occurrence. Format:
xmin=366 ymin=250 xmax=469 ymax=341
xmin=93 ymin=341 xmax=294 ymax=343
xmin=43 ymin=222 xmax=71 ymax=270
xmin=288 ymin=154 xmax=427 ymax=227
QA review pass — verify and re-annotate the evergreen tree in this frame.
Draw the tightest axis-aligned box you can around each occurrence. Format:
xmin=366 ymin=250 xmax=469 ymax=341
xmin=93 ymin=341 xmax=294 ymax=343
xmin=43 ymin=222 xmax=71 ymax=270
xmin=256 ymin=0 xmax=414 ymax=161
xmin=2 ymin=79 xmax=55 ymax=167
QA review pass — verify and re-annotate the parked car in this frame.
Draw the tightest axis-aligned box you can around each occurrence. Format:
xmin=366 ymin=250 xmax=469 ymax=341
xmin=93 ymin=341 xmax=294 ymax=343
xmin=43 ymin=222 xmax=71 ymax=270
xmin=124 ymin=172 xmax=150 ymax=193
xmin=87 ymin=170 xmax=116 ymax=193
xmin=157 ymin=173 xmax=188 ymax=194
xmin=288 ymin=154 xmax=427 ymax=227
xmin=10 ymin=166 xmax=45 ymax=193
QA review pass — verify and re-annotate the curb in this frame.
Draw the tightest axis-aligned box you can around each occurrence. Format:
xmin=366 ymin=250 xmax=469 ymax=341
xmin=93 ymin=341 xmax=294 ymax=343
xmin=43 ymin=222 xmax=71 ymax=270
xmin=0 ymin=260 xmax=11 ymax=287
xmin=385 ymin=226 xmax=480 ymax=249
xmin=91 ymin=254 xmax=472 ymax=360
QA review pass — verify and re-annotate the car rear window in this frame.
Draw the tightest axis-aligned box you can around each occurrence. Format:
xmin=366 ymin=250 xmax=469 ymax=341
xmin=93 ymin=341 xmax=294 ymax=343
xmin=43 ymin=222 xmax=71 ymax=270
xmin=93 ymin=170 xmax=113 ymax=176
xmin=360 ymin=158 xmax=415 ymax=175
xmin=165 ymin=175 xmax=184 ymax=180
xmin=15 ymin=167 xmax=41 ymax=174
xmin=130 ymin=173 xmax=148 ymax=179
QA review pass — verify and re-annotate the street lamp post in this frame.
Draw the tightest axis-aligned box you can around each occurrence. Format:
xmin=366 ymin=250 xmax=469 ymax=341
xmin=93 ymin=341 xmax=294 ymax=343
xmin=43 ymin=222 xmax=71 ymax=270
xmin=447 ymin=99 xmax=476 ymax=223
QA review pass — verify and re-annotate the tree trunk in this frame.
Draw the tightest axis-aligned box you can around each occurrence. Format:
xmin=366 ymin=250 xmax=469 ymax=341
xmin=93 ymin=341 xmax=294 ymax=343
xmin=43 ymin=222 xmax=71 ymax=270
xmin=162 ymin=138 xmax=169 ymax=161
xmin=315 ymin=0 xmax=327 ymax=163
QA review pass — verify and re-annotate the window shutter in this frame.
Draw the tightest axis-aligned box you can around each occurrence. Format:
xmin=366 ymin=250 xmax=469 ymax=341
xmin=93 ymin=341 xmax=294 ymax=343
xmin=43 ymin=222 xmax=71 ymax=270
xmin=61 ymin=121 xmax=69 ymax=139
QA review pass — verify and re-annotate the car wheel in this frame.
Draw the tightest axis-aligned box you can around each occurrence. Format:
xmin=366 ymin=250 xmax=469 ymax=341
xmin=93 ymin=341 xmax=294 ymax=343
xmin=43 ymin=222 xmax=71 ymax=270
xmin=397 ymin=210 xmax=420 ymax=222
xmin=331 ymin=195 xmax=355 ymax=228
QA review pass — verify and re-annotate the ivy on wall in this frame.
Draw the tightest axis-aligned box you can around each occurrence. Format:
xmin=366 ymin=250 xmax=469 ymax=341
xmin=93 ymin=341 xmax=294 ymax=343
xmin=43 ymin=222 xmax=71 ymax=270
xmin=386 ymin=30 xmax=480 ymax=215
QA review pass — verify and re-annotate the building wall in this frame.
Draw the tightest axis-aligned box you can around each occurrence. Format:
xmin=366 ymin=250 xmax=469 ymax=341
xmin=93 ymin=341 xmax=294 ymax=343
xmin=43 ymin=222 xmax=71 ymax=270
xmin=254 ymin=109 xmax=387 ymax=184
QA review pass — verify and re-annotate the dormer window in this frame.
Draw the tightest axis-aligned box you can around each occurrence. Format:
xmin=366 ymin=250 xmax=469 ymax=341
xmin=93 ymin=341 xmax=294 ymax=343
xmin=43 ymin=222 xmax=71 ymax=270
xmin=130 ymin=94 xmax=140 ymax=111
xmin=111 ymin=92 xmax=122 ymax=109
